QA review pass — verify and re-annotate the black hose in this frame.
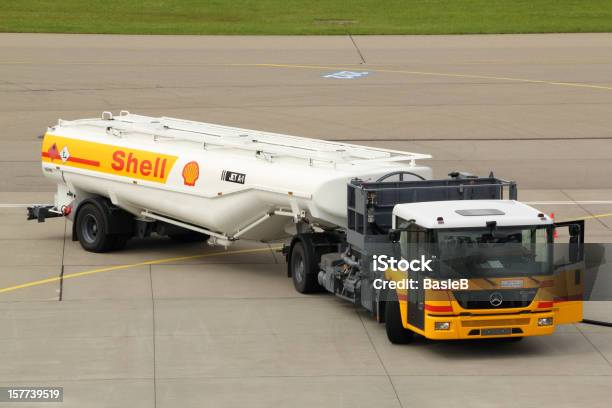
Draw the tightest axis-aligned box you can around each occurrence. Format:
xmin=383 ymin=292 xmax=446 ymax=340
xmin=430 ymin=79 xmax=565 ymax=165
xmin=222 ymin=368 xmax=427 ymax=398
xmin=582 ymin=319 xmax=612 ymax=327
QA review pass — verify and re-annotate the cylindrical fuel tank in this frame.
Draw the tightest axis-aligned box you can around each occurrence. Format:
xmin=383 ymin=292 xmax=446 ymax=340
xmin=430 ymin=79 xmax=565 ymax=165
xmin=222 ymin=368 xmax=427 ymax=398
xmin=41 ymin=112 xmax=432 ymax=241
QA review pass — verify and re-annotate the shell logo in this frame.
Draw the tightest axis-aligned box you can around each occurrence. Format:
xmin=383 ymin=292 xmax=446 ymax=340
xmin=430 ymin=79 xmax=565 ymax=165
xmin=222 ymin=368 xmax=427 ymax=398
xmin=182 ymin=161 xmax=200 ymax=186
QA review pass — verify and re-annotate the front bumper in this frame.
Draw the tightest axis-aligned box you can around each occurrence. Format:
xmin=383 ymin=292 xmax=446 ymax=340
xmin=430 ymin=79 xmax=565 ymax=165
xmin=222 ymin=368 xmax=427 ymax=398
xmin=422 ymin=311 xmax=556 ymax=340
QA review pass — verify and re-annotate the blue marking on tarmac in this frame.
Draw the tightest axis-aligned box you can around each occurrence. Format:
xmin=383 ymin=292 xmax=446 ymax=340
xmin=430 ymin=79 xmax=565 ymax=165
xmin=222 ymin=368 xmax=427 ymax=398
xmin=322 ymin=71 xmax=370 ymax=79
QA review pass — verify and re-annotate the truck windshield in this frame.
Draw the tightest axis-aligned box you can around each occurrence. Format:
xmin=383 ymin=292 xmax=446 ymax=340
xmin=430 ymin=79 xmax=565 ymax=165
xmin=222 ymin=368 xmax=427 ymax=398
xmin=432 ymin=226 xmax=552 ymax=278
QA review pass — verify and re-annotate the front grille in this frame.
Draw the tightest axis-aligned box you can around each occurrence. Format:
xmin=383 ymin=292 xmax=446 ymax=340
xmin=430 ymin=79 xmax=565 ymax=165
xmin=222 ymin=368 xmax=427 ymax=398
xmin=468 ymin=328 xmax=524 ymax=336
xmin=453 ymin=289 xmax=537 ymax=310
xmin=461 ymin=318 xmax=530 ymax=327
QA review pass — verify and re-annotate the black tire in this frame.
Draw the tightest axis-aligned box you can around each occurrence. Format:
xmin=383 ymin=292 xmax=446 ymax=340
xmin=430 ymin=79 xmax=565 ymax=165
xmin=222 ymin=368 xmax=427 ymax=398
xmin=290 ymin=240 xmax=320 ymax=293
xmin=76 ymin=203 xmax=115 ymax=252
xmin=168 ymin=231 xmax=210 ymax=243
xmin=75 ymin=203 xmax=131 ymax=253
xmin=385 ymin=291 xmax=414 ymax=344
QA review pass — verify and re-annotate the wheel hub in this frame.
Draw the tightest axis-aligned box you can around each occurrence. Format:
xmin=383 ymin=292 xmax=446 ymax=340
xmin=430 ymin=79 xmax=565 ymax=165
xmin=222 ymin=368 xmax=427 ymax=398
xmin=294 ymin=257 xmax=305 ymax=283
xmin=82 ymin=214 xmax=99 ymax=243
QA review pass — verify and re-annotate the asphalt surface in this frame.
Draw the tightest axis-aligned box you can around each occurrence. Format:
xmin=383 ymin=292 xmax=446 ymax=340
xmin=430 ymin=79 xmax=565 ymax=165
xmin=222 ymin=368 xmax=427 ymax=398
xmin=0 ymin=33 xmax=612 ymax=407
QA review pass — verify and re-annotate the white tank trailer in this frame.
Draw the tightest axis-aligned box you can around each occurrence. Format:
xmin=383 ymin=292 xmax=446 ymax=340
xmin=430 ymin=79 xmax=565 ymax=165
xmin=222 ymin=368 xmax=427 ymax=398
xmin=31 ymin=111 xmax=432 ymax=247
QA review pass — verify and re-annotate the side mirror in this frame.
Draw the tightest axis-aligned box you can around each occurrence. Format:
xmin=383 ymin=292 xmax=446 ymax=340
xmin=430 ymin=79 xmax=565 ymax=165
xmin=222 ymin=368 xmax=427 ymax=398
xmin=568 ymin=224 xmax=582 ymax=262
xmin=569 ymin=224 xmax=581 ymax=237
xmin=388 ymin=229 xmax=400 ymax=243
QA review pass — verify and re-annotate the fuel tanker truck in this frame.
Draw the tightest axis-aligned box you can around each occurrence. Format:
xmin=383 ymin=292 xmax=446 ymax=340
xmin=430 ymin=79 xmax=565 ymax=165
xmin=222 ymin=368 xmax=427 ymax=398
xmin=28 ymin=111 xmax=585 ymax=343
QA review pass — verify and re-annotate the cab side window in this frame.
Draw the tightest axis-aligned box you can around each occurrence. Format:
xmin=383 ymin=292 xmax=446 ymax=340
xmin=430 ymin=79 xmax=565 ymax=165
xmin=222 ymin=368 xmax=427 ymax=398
xmin=398 ymin=220 xmax=429 ymax=260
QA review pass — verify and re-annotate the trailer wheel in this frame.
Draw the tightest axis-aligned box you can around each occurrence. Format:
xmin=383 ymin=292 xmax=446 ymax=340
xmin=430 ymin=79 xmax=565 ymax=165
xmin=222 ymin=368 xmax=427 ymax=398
xmin=290 ymin=240 xmax=320 ymax=293
xmin=76 ymin=203 xmax=127 ymax=253
xmin=385 ymin=291 xmax=414 ymax=344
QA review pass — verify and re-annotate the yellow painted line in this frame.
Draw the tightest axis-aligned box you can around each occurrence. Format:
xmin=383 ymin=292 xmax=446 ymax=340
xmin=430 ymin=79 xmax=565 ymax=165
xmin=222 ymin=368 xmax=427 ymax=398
xmin=2 ymin=60 xmax=610 ymax=91
xmin=3 ymin=210 xmax=612 ymax=295
xmin=3 ymin=59 xmax=610 ymax=91
xmin=0 ymin=246 xmax=282 ymax=295
xmin=0 ymin=61 xmax=240 ymax=67
xmin=562 ymin=212 xmax=612 ymax=222
xmin=233 ymin=63 xmax=612 ymax=92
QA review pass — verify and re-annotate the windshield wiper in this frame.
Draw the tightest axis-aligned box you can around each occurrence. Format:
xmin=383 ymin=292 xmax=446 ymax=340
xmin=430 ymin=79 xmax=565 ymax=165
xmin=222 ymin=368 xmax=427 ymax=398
xmin=528 ymin=276 xmax=541 ymax=284
xmin=483 ymin=277 xmax=497 ymax=286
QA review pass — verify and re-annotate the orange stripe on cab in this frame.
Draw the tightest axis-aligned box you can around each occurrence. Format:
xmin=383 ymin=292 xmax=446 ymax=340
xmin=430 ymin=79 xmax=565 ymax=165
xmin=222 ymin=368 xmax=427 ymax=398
xmin=424 ymin=304 xmax=453 ymax=313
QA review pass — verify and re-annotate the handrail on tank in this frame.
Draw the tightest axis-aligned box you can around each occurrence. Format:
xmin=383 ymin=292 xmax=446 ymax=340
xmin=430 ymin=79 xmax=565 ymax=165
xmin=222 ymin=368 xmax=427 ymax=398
xmin=54 ymin=112 xmax=433 ymax=165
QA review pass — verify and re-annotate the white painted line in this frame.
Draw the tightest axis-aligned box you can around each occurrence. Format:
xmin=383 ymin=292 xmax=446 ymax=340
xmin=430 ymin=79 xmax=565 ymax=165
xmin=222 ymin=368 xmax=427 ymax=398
xmin=524 ymin=201 xmax=612 ymax=205
xmin=0 ymin=204 xmax=49 ymax=208
xmin=2 ymin=201 xmax=612 ymax=208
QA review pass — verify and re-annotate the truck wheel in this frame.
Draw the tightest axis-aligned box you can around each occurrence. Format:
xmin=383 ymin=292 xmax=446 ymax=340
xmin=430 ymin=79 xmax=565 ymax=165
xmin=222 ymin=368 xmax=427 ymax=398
xmin=76 ymin=203 xmax=123 ymax=253
xmin=385 ymin=292 xmax=414 ymax=344
xmin=290 ymin=240 xmax=320 ymax=293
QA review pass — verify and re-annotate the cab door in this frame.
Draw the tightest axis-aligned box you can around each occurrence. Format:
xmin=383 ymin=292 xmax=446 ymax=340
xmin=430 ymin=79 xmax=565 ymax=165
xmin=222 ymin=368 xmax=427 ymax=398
xmin=552 ymin=220 xmax=585 ymax=324
xmin=405 ymin=224 xmax=426 ymax=330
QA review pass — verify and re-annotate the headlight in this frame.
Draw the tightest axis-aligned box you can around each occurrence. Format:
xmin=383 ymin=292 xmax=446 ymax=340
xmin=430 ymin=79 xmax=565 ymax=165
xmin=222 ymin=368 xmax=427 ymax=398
xmin=435 ymin=322 xmax=451 ymax=330
xmin=538 ymin=317 xmax=553 ymax=326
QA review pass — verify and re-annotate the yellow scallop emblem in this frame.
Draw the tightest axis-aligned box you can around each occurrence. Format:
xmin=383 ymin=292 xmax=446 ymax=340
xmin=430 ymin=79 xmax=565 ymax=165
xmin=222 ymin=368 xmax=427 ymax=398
xmin=182 ymin=161 xmax=200 ymax=186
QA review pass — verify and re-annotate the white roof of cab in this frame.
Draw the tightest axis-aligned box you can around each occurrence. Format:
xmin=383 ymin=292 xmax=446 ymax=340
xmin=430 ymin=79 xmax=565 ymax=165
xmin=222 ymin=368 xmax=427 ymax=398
xmin=393 ymin=200 xmax=552 ymax=229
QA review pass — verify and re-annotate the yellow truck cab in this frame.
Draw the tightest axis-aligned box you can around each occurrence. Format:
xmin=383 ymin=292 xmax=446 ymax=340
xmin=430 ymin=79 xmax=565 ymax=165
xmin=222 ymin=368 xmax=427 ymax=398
xmin=385 ymin=199 xmax=584 ymax=343
xmin=286 ymin=173 xmax=584 ymax=344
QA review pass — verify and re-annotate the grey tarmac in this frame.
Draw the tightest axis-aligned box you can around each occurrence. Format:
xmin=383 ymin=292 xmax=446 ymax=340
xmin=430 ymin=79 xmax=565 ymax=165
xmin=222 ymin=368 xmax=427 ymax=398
xmin=0 ymin=33 xmax=611 ymax=407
